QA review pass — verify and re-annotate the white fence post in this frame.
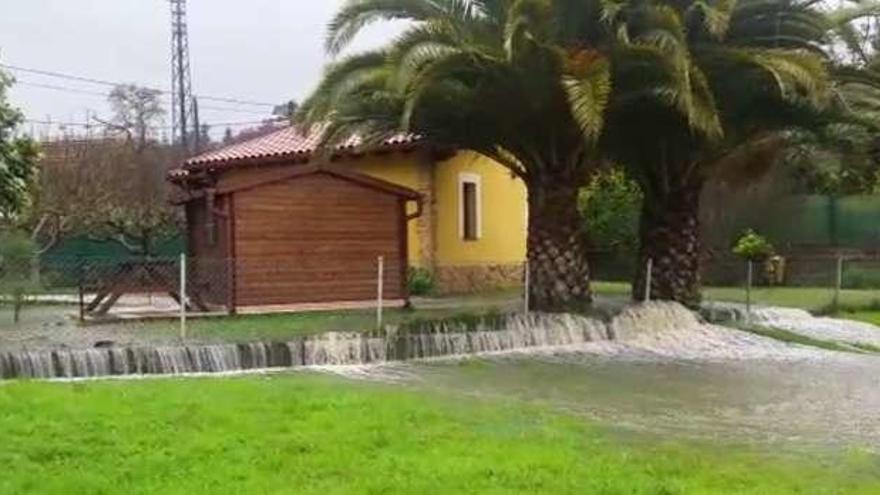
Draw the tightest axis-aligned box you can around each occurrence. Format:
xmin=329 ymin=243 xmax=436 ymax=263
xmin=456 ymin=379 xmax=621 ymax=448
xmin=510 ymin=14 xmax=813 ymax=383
xmin=180 ymin=253 xmax=187 ymax=341
xmin=376 ymin=256 xmax=384 ymax=330
xmin=523 ymin=260 xmax=530 ymax=314
xmin=746 ymin=260 xmax=753 ymax=322
xmin=834 ymin=254 xmax=844 ymax=312
xmin=644 ymin=258 xmax=653 ymax=303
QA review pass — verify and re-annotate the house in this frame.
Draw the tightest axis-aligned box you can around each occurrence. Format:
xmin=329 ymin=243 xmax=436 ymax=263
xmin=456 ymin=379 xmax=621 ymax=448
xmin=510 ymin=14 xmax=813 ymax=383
xmin=169 ymin=125 xmax=527 ymax=311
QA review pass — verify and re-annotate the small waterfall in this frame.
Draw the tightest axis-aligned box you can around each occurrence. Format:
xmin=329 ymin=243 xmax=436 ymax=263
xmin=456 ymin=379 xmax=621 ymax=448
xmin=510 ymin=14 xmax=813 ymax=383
xmin=3 ymin=302 xmax=827 ymax=381
xmin=750 ymin=307 xmax=880 ymax=348
xmin=700 ymin=302 xmax=880 ymax=348
xmin=611 ymin=302 xmax=702 ymax=340
xmin=0 ymin=312 xmax=611 ymax=381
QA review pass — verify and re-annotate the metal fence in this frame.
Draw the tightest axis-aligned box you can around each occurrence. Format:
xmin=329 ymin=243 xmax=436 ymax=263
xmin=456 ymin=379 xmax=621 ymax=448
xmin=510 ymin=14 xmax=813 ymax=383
xmin=2 ymin=252 xmax=880 ymax=350
xmin=0 ymin=254 xmax=396 ymax=348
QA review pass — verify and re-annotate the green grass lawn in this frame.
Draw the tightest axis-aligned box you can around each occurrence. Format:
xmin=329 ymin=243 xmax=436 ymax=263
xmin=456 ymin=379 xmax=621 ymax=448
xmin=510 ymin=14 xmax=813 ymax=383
xmin=4 ymin=283 xmax=879 ymax=343
xmin=594 ymin=281 xmax=880 ymax=312
xmin=0 ymin=301 xmax=515 ymax=345
xmin=145 ymin=306 xmax=497 ymax=341
xmin=832 ymin=309 xmax=880 ymax=327
xmin=1 ymin=375 xmax=877 ymax=494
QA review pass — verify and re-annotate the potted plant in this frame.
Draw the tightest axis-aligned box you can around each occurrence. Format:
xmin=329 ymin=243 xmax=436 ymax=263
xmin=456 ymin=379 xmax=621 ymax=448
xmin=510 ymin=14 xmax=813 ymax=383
xmin=732 ymin=230 xmax=774 ymax=317
xmin=733 ymin=229 xmax=774 ymax=262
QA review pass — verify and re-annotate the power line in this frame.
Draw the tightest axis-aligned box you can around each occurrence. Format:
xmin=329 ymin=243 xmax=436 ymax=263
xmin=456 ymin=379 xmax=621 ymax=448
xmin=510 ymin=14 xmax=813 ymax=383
xmin=24 ymin=117 xmax=285 ymax=129
xmin=15 ymin=81 xmax=109 ymax=98
xmin=14 ymin=80 xmax=271 ymax=115
xmin=1 ymin=63 xmax=277 ymax=107
xmin=200 ymin=105 xmax=271 ymax=115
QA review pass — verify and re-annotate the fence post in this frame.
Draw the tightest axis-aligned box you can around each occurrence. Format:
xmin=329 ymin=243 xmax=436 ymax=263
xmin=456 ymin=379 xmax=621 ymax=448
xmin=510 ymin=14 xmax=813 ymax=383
xmin=746 ymin=260 xmax=753 ymax=321
xmin=376 ymin=256 xmax=384 ymax=330
xmin=833 ymin=254 xmax=843 ymax=313
xmin=77 ymin=256 xmax=85 ymax=323
xmin=523 ymin=260 xmax=530 ymax=314
xmin=180 ymin=253 xmax=187 ymax=341
xmin=644 ymin=258 xmax=654 ymax=303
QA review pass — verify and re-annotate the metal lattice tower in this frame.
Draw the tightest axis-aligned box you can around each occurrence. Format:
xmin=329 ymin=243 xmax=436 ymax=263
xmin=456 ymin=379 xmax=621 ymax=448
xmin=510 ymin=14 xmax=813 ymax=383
xmin=169 ymin=0 xmax=194 ymax=152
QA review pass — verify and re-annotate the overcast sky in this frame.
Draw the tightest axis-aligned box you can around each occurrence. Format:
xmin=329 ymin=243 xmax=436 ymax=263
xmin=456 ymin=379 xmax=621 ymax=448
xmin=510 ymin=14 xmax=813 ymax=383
xmin=0 ymin=0 xmax=400 ymax=139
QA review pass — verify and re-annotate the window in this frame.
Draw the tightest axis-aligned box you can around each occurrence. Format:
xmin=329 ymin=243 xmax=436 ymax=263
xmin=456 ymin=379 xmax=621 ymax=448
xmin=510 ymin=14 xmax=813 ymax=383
xmin=459 ymin=173 xmax=481 ymax=241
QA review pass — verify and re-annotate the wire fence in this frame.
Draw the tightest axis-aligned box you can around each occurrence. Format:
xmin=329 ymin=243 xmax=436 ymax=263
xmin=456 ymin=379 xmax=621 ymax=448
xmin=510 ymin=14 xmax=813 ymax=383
xmin=0 ymin=253 xmax=405 ymax=349
xmin=2 ymin=252 xmax=880 ymax=350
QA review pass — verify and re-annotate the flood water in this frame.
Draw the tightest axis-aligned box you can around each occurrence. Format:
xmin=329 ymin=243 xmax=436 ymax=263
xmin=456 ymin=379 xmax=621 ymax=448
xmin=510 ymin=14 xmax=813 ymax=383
xmin=5 ymin=300 xmax=879 ymax=451
xmin=367 ymin=352 xmax=880 ymax=449
xmin=323 ymin=302 xmax=880 ymax=450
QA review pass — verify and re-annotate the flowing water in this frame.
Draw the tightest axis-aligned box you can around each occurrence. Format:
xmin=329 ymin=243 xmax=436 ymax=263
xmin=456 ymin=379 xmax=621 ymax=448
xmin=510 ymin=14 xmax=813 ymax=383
xmin=3 ymin=302 xmax=879 ymax=449
xmin=703 ymin=302 xmax=880 ymax=347
xmin=751 ymin=307 xmax=880 ymax=347
xmin=340 ymin=354 xmax=880 ymax=449
xmin=0 ymin=312 xmax=610 ymax=380
xmin=320 ymin=303 xmax=880 ymax=449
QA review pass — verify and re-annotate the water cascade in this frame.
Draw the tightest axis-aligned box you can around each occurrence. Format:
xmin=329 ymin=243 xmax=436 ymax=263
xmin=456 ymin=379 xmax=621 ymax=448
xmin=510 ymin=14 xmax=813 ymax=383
xmin=702 ymin=303 xmax=880 ymax=348
xmin=0 ymin=312 xmax=612 ymax=380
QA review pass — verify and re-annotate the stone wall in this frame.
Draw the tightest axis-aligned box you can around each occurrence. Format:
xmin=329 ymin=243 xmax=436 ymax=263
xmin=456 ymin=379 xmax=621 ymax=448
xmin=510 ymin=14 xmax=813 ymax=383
xmin=435 ymin=263 xmax=524 ymax=294
xmin=414 ymin=157 xmax=437 ymax=268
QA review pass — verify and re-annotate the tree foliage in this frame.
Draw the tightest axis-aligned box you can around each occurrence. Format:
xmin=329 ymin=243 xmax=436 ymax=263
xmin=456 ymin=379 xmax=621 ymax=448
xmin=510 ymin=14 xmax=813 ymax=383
xmin=732 ymin=229 xmax=774 ymax=261
xmin=578 ymin=168 xmax=642 ymax=252
xmin=298 ymin=0 xmax=634 ymax=182
xmin=299 ymin=0 xmax=880 ymax=305
xmin=0 ymin=230 xmax=38 ymax=323
xmin=0 ymin=68 xmax=38 ymax=220
xmin=780 ymin=5 xmax=880 ymax=197
xmin=601 ymin=0 xmax=837 ymax=195
xmin=102 ymin=85 xmax=164 ymax=151
xmin=23 ymin=85 xmax=179 ymax=256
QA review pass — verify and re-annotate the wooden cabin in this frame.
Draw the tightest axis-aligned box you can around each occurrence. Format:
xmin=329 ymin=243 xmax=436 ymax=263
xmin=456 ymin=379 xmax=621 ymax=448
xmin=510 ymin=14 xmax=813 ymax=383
xmin=173 ymin=160 xmax=421 ymax=312
xmin=170 ymin=125 xmax=531 ymax=312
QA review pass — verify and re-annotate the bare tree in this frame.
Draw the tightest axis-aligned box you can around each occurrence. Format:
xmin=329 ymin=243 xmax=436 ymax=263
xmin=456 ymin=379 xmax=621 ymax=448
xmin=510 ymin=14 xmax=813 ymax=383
xmin=97 ymin=84 xmax=164 ymax=152
xmin=25 ymin=137 xmax=109 ymax=253
xmin=23 ymin=85 xmax=180 ymax=258
xmin=221 ymin=119 xmax=286 ymax=146
xmin=272 ymin=99 xmax=298 ymax=119
xmin=80 ymin=138 xmax=180 ymax=255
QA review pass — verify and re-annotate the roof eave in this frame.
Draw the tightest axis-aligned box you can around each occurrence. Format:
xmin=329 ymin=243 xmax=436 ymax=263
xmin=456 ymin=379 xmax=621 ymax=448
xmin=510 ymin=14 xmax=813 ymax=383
xmin=171 ymin=140 xmax=430 ymax=181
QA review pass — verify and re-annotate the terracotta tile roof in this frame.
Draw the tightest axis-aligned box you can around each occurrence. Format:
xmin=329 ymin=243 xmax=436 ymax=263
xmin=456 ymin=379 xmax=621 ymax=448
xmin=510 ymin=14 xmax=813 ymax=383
xmin=170 ymin=125 xmax=422 ymax=180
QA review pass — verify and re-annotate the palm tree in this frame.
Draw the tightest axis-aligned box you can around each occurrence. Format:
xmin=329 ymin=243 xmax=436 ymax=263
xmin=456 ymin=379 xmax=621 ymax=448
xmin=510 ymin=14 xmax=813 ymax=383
xmin=300 ymin=0 xmax=875 ymax=309
xmin=297 ymin=0 xmax=620 ymax=311
xmin=600 ymin=0 xmax=838 ymax=304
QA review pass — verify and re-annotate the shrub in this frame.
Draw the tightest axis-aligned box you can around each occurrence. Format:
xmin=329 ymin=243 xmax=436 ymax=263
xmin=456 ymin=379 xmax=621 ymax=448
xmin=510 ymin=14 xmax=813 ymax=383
xmin=842 ymin=265 xmax=880 ymax=290
xmin=0 ymin=231 xmax=39 ymax=323
xmin=732 ymin=229 xmax=774 ymax=261
xmin=407 ymin=267 xmax=436 ymax=296
xmin=578 ymin=168 xmax=642 ymax=253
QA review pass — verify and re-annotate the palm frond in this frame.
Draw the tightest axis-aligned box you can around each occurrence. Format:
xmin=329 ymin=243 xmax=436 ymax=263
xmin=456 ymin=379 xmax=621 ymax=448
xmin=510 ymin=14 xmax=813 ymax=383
xmin=295 ymin=50 xmax=390 ymax=130
xmin=327 ymin=0 xmax=496 ymax=55
xmin=563 ymin=53 xmax=611 ymax=139
xmin=711 ymin=132 xmax=789 ymax=186
xmin=685 ymin=0 xmax=736 ymax=39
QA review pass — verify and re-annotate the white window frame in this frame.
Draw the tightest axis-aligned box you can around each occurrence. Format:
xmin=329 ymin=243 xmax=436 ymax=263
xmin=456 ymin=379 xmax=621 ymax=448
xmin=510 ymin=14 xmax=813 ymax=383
xmin=458 ymin=172 xmax=482 ymax=241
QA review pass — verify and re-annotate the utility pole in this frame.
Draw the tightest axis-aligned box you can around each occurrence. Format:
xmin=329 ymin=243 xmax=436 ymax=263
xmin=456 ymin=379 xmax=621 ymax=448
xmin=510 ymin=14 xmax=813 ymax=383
xmin=192 ymin=96 xmax=201 ymax=154
xmin=169 ymin=0 xmax=194 ymax=154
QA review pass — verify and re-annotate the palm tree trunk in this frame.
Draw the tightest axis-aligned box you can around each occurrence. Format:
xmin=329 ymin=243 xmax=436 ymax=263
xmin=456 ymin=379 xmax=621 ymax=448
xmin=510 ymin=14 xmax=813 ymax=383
xmin=527 ymin=182 xmax=592 ymax=311
xmin=633 ymin=179 xmax=703 ymax=306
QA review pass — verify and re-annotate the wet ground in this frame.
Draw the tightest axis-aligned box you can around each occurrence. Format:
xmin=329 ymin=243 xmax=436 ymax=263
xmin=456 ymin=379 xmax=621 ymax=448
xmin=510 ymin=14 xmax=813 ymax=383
xmin=368 ymin=352 xmax=880 ymax=449
xmin=323 ymin=303 xmax=880 ymax=450
xmin=0 ymin=305 xmax=187 ymax=351
xmin=5 ymin=299 xmax=880 ymax=452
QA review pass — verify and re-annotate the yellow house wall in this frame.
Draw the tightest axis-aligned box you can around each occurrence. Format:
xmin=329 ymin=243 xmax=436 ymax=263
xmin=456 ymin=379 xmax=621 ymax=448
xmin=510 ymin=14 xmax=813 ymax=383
xmin=344 ymin=153 xmax=427 ymax=267
xmin=434 ymin=152 xmax=527 ymax=267
xmin=217 ymin=149 xmax=527 ymax=284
